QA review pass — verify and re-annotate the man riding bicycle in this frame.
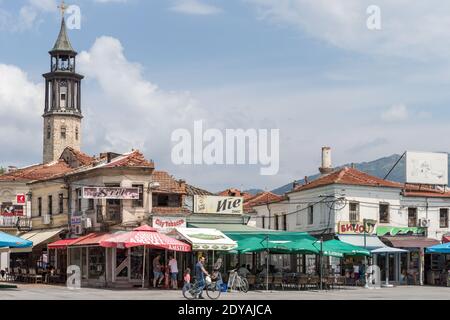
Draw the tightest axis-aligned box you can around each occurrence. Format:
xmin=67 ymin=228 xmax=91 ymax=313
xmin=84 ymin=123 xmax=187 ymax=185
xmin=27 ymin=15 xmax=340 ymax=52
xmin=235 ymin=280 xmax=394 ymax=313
xmin=195 ymin=256 xmax=210 ymax=299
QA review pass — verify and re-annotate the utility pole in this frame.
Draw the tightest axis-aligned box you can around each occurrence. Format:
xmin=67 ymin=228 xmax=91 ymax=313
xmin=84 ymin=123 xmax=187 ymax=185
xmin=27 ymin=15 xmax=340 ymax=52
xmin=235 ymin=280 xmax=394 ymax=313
xmin=320 ymin=236 xmax=324 ymax=290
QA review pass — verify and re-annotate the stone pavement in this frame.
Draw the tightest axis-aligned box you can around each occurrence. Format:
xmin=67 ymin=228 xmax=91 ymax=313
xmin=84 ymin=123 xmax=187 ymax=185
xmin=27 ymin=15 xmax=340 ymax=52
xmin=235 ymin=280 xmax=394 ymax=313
xmin=0 ymin=284 xmax=448 ymax=300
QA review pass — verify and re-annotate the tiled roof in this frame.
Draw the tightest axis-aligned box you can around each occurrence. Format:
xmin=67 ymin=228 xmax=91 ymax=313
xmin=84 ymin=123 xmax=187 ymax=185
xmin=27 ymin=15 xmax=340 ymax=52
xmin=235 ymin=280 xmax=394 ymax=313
xmin=63 ymin=147 xmax=95 ymax=166
xmin=103 ymin=150 xmax=154 ymax=168
xmin=244 ymin=192 xmax=285 ymax=212
xmin=402 ymin=186 xmax=450 ymax=198
xmin=152 ymin=171 xmax=186 ymax=194
xmin=217 ymin=188 xmax=254 ymax=201
xmin=0 ymin=160 xmax=73 ymax=182
xmin=152 ymin=207 xmax=190 ymax=215
xmin=185 ymin=184 xmax=213 ymax=196
xmin=290 ymin=167 xmax=404 ymax=193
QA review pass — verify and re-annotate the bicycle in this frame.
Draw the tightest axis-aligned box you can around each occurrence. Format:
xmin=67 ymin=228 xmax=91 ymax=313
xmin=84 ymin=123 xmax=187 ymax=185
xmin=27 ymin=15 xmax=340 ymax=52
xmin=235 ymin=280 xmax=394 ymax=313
xmin=227 ymin=269 xmax=249 ymax=293
xmin=183 ymin=272 xmax=223 ymax=300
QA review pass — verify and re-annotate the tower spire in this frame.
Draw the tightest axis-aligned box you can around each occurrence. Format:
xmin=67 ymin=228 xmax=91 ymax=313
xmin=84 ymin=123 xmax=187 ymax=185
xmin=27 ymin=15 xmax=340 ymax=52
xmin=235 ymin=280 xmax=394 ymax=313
xmin=52 ymin=1 xmax=74 ymax=53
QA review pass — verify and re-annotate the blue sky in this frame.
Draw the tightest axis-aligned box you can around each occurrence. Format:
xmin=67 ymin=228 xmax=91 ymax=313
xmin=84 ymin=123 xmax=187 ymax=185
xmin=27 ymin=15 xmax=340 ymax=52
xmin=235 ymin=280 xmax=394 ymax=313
xmin=1 ymin=0 xmax=450 ymax=192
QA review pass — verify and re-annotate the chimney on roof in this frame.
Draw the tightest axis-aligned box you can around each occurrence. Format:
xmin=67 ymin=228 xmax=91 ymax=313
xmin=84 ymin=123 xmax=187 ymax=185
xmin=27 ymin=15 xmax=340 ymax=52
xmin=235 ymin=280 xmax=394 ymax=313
xmin=319 ymin=147 xmax=333 ymax=174
xmin=7 ymin=166 xmax=18 ymax=173
xmin=304 ymin=176 xmax=309 ymax=185
xmin=292 ymin=181 xmax=299 ymax=189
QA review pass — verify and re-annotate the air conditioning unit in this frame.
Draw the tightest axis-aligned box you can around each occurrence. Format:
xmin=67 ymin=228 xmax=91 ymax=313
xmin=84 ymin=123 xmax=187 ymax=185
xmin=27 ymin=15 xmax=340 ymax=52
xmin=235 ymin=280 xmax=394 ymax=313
xmin=419 ymin=219 xmax=430 ymax=228
xmin=42 ymin=214 xmax=52 ymax=225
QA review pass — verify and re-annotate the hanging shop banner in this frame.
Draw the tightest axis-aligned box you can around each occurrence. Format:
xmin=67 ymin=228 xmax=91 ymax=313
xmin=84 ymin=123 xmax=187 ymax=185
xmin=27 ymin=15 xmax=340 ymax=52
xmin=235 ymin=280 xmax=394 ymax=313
xmin=376 ymin=226 xmax=426 ymax=237
xmin=338 ymin=221 xmax=376 ymax=235
xmin=152 ymin=216 xmax=187 ymax=234
xmin=1 ymin=203 xmax=24 ymax=217
xmin=82 ymin=187 xmax=140 ymax=200
xmin=194 ymin=195 xmax=243 ymax=214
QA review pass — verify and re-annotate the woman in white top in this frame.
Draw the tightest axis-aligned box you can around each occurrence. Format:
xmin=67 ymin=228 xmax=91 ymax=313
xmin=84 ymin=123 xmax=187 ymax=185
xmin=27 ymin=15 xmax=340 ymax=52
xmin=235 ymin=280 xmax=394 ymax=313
xmin=168 ymin=256 xmax=179 ymax=289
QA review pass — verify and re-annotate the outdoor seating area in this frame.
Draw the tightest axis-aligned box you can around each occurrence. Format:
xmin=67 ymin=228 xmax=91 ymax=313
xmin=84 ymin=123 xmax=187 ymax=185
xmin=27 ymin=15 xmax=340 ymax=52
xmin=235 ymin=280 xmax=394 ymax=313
xmin=0 ymin=267 xmax=66 ymax=284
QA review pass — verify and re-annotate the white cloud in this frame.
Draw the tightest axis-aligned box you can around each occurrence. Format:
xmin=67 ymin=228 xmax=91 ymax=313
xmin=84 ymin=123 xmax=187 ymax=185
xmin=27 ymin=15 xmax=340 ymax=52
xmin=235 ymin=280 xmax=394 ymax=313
xmin=170 ymin=0 xmax=222 ymax=15
xmin=246 ymin=0 xmax=450 ymax=59
xmin=381 ymin=104 xmax=408 ymax=122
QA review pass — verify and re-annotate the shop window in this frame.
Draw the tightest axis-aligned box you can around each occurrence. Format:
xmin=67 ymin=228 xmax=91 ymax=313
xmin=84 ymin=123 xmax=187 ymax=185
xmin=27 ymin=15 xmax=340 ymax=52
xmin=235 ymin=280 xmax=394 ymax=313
xmin=349 ymin=202 xmax=360 ymax=222
xmin=296 ymin=205 xmax=302 ymax=225
xmin=379 ymin=203 xmax=390 ymax=223
xmin=308 ymin=205 xmax=314 ymax=225
xmin=440 ymin=208 xmax=449 ymax=228
xmin=408 ymin=208 xmax=417 ymax=227
xmin=58 ymin=193 xmax=64 ymax=214
xmin=48 ymin=195 xmax=53 ymax=216
xmin=88 ymin=247 xmax=105 ymax=279
xmin=132 ymin=184 xmax=144 ymax=208
xmin=38 ymin=197 xmax=42 ymax=217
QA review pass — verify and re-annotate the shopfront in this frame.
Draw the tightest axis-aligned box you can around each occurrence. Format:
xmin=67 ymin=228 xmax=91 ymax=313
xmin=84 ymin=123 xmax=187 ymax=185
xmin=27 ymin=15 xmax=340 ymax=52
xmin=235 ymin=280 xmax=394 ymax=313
xmin=425 ymin=243 xmax=450 ymax=287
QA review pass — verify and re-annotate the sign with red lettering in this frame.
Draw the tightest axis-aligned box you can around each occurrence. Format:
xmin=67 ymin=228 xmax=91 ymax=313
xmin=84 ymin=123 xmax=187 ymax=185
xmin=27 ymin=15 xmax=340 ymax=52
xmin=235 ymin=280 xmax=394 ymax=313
xmin=16 ymin=194 xmax=26 ymax=204
xmin=152 ymin=216 xmax=186 ymax=234
xmin=1 ymin=204 xmax=24 ymax=217
xmin=338 ymin=221 xmax=376 ymax=235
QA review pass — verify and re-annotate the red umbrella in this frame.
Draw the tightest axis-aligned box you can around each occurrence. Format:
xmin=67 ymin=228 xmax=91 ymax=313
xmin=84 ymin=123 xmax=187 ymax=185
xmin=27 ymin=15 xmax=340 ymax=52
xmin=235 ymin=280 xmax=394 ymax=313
xmin=100 ymin=225 xmax=191 ymax=252
xmin=100 ymin=225 xmax=190 ymax=288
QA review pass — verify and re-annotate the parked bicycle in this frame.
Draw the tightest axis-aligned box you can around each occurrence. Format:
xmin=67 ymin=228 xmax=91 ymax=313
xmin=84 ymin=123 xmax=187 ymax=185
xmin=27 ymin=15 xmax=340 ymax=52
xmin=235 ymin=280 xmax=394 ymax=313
xmin=228 ymin=269 xmax=249 ymax=293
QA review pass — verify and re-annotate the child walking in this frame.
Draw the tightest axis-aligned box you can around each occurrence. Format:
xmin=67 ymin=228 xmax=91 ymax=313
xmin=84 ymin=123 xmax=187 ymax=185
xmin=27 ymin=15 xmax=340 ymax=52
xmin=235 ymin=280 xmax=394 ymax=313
xmin=182 ymin=268 xmax=191 ymax=294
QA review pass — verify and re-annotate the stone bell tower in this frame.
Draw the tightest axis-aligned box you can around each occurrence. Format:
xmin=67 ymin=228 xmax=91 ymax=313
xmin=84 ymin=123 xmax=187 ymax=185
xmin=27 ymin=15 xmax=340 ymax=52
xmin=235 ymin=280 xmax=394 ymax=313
xmin=42 ymin=9 xmax=84 ymax=164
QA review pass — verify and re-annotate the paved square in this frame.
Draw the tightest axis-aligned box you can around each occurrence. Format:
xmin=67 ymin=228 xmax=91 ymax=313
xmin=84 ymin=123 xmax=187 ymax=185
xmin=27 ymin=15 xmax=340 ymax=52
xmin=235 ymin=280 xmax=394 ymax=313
xmin=0 ymin=284 xmax=448 ymax=300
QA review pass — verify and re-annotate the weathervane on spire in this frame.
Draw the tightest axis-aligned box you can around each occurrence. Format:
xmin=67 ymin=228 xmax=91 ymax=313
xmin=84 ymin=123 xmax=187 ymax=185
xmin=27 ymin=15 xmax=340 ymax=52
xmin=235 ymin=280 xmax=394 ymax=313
xmin=58 ymin=0 xmax=68 ymax=18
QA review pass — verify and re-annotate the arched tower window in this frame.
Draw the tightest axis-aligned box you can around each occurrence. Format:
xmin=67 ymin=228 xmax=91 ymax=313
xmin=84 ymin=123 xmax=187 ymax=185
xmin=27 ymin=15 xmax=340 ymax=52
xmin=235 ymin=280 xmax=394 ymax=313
xmin=61 ymin=126 xmax=67 ymax=139
xmin=47 ymin=125 xmax=51 ymax=140
xmin=75 ymin=127 xmax=79 ymax=141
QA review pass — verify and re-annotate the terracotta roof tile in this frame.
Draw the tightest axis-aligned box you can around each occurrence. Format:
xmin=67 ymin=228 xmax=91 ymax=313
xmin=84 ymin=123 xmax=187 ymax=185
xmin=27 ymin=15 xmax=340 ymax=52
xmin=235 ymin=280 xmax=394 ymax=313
xmin=152 ymin=171 xmax=186 ymax=194
xmin=185 ymin=184 xmax=213 ymax=196
xmin=63 ymin=147 xmax=95 ymax=166
xmin=290 ymin=167 xmax=403 ymax=193
xmin=217 ymin=188 xmax=253 ymax=201
xmin=244 ymin=192 xmax=285 ymax=212
xmin=103 ymin=150 xmax=154 ymax=168
xmin=0 ymin=160 xmax=73 ymax=182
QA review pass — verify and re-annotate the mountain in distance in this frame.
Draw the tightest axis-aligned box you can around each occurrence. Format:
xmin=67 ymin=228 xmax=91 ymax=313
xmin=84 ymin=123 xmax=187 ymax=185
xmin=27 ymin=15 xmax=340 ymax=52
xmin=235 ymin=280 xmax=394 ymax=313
xmin=271 ymin=153 xmax=437 ymax=195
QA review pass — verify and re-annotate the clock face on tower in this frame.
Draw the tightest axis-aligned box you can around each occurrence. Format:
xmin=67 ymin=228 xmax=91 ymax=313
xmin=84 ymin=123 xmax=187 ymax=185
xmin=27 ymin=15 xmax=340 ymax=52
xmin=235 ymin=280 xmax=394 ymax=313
xmin=42 ymin=15 xmax=84 ymax=164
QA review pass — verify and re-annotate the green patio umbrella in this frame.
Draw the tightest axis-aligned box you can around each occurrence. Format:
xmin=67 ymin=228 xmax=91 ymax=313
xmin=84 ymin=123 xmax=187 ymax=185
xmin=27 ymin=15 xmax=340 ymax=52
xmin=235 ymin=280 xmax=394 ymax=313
xmin=318 ymin=239 xmax=371 ymax=257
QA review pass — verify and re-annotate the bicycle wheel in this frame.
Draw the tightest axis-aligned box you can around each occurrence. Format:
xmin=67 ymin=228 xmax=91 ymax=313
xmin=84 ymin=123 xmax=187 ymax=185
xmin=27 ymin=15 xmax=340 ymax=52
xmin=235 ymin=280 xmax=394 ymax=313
xmin=206 ymin=283 xmax=221 ymax=300
xmin=239 ymin=278 xmax=249 ymax=293
xmin=183 ymin=286 xmax=197 ymax=300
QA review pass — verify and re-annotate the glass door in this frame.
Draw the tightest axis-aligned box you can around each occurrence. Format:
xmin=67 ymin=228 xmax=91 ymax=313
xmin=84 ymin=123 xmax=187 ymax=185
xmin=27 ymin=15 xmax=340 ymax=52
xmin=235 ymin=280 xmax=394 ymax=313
xmin=115 ymin=248 xmax=129 ymax=280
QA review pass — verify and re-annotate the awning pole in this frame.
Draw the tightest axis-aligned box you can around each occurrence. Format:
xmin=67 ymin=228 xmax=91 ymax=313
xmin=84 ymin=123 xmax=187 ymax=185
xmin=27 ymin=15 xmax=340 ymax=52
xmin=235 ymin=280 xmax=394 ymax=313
xmin=142 ymin=246 xmax=146 ymax=289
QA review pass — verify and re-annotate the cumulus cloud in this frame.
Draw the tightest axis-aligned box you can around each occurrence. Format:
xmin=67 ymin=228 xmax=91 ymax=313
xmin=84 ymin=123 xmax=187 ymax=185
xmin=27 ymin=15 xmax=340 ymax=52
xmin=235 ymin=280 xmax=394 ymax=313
xmin=246 ymin=0 xmax=450 ymax=59
xmin=381 ymin=104 xmax=409 ymax=122
xmin=170 ymin=0 xmax=222 ymax=15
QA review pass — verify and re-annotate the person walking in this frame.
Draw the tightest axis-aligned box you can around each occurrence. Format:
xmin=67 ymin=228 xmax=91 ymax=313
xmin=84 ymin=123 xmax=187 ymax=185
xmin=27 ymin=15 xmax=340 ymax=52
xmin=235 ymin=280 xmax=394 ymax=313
xmin=182 ymin=268 xmax=191 ymax=295
xmin=152 ymin=254 xmax=163 ymax=288
xmin=195 ymin=256 xmax=210 ymax=299
xmin=168 ymin=255 xmax=179 ymax=289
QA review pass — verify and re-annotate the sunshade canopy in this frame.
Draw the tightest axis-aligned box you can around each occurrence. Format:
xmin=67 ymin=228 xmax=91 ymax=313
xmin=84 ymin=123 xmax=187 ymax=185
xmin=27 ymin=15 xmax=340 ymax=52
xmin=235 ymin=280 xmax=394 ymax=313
xmin=426 ymin=242 xmax=450 ymax=254
xmin=371 ymin=247 xmax=408 ymax=254
xmin=101 ymin=225 xmax=191 ymax=252
xmin=7 ymin=229 xmax=64 ymax=253
xmin=0 ymin=231 xmax=32 ymax=248
xmin=320 ymin=240 xmax=371 ymax=257
xmin=232 ymin=237 xmax=320 ymax=254
xmin=338 ymin=234 xmax=395 ymax=253
xmin=48 ymin=233 xmax=94 ymax=249
xmin=176 ymin=227 xmax=237 ymax=251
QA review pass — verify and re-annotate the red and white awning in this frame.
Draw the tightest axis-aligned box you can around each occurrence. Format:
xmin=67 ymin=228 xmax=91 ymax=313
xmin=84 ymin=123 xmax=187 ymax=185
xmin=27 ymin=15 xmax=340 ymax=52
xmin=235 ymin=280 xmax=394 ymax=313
xmin=100 ymin=225 xmax=191 ymax=252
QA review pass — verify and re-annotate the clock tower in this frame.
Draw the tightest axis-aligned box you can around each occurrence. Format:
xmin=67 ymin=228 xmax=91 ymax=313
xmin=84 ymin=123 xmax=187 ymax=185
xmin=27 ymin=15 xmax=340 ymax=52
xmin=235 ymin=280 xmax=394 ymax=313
xmin=42 ymin=10 xmax=84 ymax=164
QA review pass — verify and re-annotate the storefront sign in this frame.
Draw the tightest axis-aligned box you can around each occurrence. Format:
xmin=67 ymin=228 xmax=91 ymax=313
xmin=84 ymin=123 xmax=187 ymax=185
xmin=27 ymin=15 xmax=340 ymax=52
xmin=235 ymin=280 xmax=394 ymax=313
xmin=194 ymin=195 xmax=243 ymax=214
xmin=376 ymin=226 xmax=426 ymax=237
xmin=82 ymin=187 xmax=140 ymax=200
xmin=1 ymin=203 xmax=24 ymax=217
xmin=338 ymin=221 xmax=376 ymax=235
xmin=16 ymin=194 xmax=26 ymax=204
xmin=152 ymin=216 xmax=186 ymax=233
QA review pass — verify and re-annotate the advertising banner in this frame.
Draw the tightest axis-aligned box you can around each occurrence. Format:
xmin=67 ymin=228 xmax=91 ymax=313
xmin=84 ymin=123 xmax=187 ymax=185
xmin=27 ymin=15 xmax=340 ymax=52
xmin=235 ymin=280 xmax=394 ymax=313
xmin=406 ymin=151 xmax=448 ymax=185
xmin=82 ymin=187 xmax=140 ymax=200
xmin=152 ymin=216 xmax=187 ymax=234
xmin=194 ymin=195 xmax=243 ymax=214
xmin=1 ymin=204 xmax=24 ymax=217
